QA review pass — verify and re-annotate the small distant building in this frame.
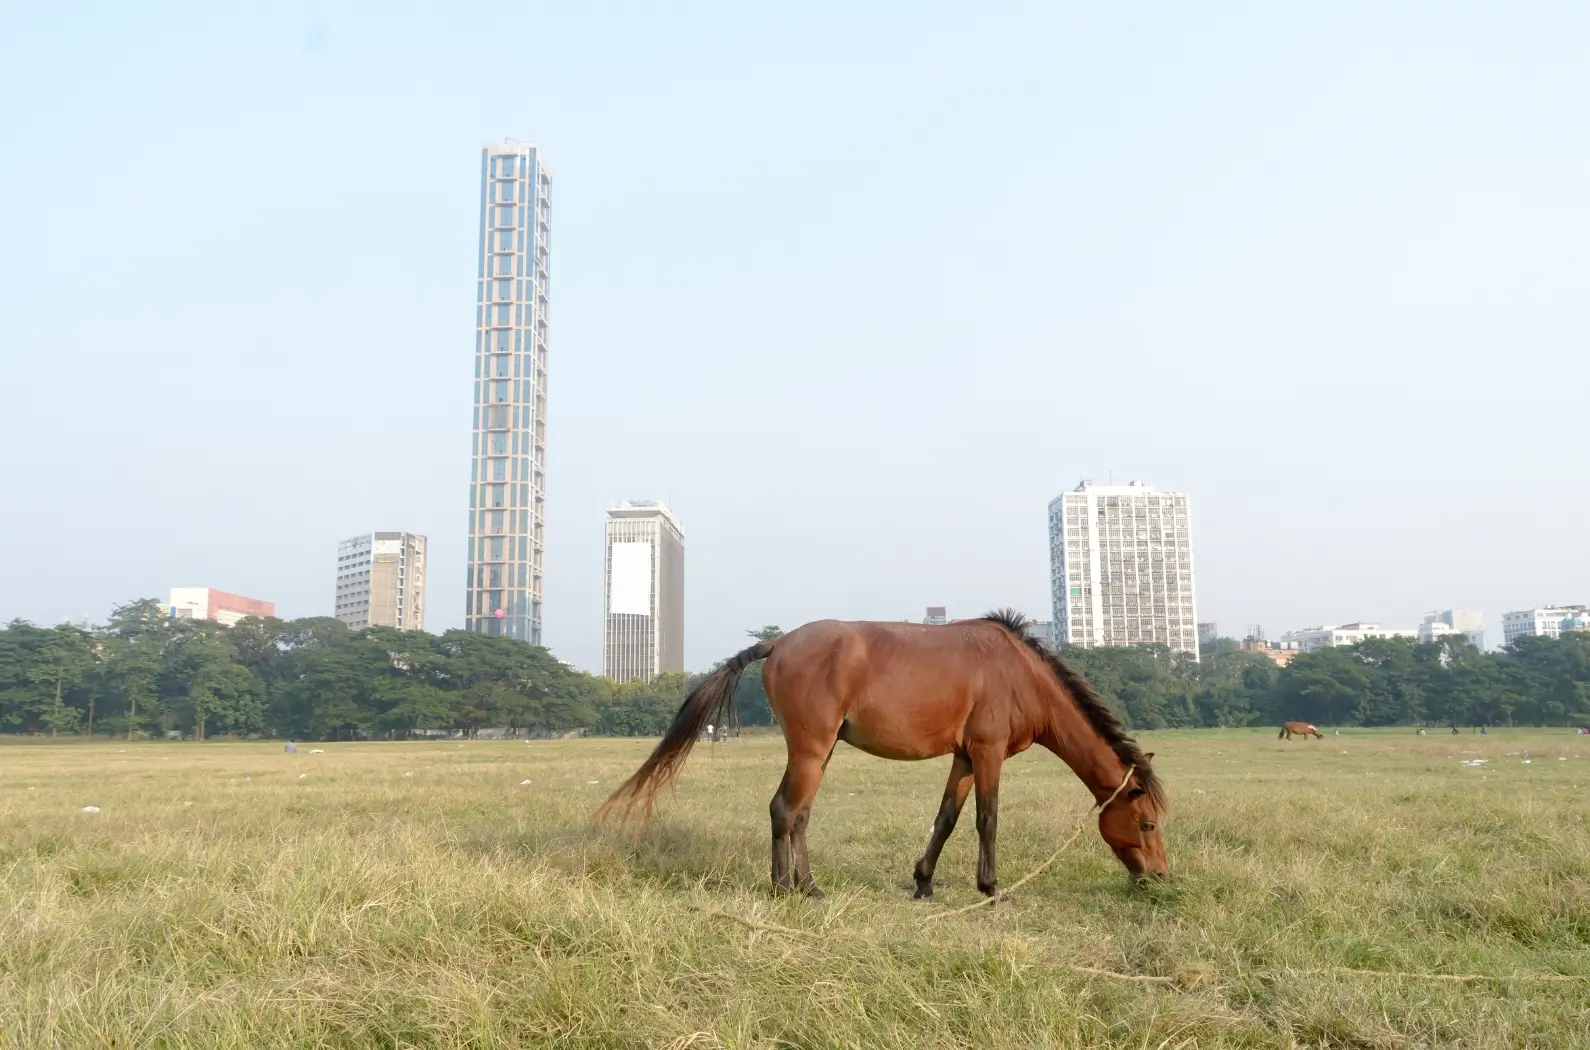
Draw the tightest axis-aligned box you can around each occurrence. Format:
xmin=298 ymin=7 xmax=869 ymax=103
xmin=167 ymin=588 xmax=274 ymax=626
xmin=924 ymin=606 xmax=948 ymax=626
xmin=1197 ymin=621 xmax=1219 ymax=644
xmin=1417 ymin=609 xmax=1484 ymax=649
xmin=1239 ymin=637 xmax=1298 ymax=667
xmin=1277 ymin=622 xmax=1416 ymax=654
xmin=1502 ymin=605 xmax=1590 ymax=646
xmin=1025 ymin=620 xmax=1056 ymax=650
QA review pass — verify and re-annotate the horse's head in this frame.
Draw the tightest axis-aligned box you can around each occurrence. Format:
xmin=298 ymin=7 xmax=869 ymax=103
xmin=1098 ymin=755 xmax=1168 ymax=883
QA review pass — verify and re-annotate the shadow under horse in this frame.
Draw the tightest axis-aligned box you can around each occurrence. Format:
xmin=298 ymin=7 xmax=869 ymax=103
xmin=599 ymin=610 xmax=1168 ymax=899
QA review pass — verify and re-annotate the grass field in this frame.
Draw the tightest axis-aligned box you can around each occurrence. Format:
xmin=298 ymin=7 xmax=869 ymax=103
xmin=3 ymin=729 xmax=1589 ymax=1049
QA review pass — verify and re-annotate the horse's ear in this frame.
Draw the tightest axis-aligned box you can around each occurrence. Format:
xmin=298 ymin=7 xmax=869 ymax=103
xmin=1143 ymin=752 xmax=1155 ymax=762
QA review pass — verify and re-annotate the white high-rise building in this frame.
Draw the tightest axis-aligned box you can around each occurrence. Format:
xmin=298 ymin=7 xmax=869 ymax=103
xmin=1502 ymin=605 xmax=1588 ymax=646
xmin=466 ymin=141 xmax=551 ymax=644
xmin=604 ymin=501 xmax=685 ymax=683
xmin=335 ymin=532 xmax=427 ymax=631
xmin=1048 ymin=480 xmax=1198 ymax=657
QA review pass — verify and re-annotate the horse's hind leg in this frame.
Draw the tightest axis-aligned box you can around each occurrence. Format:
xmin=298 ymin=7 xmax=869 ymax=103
xmin=913 ymin=751 xmax=973 ymax=900
xmin=770 ymin=750 xmax=829 ymax=897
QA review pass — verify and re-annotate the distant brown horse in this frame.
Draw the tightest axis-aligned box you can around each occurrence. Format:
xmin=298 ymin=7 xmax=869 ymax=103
xmin=600 ymin=611 xmax=1168 ymax=898
xmin=1279 ymin=721 xmax=1324 ymax=740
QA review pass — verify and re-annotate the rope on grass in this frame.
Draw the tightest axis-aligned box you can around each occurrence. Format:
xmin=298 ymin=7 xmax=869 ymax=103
xmin=921 ymin=763 xmax=1138 ymax=923
xmin=1307 ymin=967 xmax=1589 ymax=984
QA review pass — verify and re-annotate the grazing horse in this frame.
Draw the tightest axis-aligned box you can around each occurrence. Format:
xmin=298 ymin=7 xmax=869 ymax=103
xmin=1279 ymin=721 xmax=1324 ymax=741
xmin=600 ymin=610 xmax=1168 ymax=898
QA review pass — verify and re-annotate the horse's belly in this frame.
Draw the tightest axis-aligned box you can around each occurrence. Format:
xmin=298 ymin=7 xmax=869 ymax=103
xmin=838 ymin=712 xmax=959 ymax=761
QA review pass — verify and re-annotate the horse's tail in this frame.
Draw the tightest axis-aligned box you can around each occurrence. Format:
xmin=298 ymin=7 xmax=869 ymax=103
xmin=597 ymin=640 xmax=774 ymax=822
xmin=1278 ymin=726 xmax=1287 ymax=739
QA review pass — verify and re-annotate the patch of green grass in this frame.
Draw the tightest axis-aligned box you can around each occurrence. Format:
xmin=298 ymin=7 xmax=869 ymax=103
xmin=3 ymin=728 xmax=1589 ymax=1048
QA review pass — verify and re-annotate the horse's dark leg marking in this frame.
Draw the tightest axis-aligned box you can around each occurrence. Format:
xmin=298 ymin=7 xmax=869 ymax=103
xmin=970 ymin=746 xmax=1006 ymax=898
xmin=912 ymin=751 xmax=973 ymax=900
xmin=771 ymin=752 xmax=828 ymax=897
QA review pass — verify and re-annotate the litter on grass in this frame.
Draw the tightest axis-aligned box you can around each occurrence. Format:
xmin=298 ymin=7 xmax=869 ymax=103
xmin=520 ymin=779 xmax=532 ymax=785
xmin=81 ymin=806 xmax=100 ymax=814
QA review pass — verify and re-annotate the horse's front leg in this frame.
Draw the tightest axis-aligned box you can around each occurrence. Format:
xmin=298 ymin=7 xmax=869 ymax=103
xmin=970 ymin=745 xmax=1007 ymax=898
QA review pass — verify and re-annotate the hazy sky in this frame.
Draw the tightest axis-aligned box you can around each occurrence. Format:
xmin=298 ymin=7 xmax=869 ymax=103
xmin=2 ymin=3 xmax=1586 ymax=671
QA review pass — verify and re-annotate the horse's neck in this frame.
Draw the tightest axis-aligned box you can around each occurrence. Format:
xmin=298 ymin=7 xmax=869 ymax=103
xmin=1036 ymin=692 xmax=1129 ymax=803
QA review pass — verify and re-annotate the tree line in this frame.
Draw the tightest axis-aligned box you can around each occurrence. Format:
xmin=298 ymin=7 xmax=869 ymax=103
xmin=3 ymin=603 xmax=1587 ymax=740
xmin=1063 ymin=633 xmax=1590 ymax=730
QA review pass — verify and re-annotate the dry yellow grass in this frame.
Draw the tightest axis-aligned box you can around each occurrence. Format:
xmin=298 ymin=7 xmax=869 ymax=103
xmin=3 ymin=728 xmax=1589 ymax=1048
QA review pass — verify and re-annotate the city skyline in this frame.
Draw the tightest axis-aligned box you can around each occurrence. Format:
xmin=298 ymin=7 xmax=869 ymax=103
xmin=3 ymin=6 xmax=1588 ymax=673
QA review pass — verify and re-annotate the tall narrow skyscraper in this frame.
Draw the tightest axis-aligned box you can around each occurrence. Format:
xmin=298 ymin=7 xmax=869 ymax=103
xmin=1048 ymin=479 xmax=1199 ymax=657
xmin=466 ymin=142 xmax=551 ymax=643
xmin=603 ymin=501 xmax=685 ymax=683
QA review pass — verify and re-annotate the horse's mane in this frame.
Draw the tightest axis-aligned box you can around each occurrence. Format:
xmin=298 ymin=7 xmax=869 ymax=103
xmin=981 ymin=609 xmax=1167 ymax=809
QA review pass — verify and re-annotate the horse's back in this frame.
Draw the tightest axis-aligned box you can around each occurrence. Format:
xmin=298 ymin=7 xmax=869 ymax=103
xmin=763 ymin=619 xmax=1018 ymax=760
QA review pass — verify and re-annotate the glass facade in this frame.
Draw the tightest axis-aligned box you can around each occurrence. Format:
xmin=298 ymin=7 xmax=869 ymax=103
xmin=466 ymin=143 xmax=550 ymax=644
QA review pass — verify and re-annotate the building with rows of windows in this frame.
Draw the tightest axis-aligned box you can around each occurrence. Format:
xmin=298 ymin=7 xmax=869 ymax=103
xmin=603 ymin=501 xmax=685 ymax=684
xmin=465 ymin=142 xmax=551 ymax=644
xmin=1047 ymin=479 xmax=1199 ymax=657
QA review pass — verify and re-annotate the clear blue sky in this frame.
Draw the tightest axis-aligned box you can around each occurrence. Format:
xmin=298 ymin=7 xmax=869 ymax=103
xmin=2 ymin=3 xmax=1586 ymax=670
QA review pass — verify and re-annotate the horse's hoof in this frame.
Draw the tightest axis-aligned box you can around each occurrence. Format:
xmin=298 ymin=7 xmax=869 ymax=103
xmin=802 ymin=885 xmax=826 ymax=900
xmin=913 ymin=886 xmax=934 ymax=900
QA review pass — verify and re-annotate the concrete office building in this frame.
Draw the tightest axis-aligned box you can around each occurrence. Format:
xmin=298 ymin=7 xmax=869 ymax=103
xmin=335 ymin=532 xmax=427 ymax=631
xmin=1502 ymin=605 xmax=1589 ymax=646
xmin=166 ymin=588 xmax=274 ymax=626
xmin=924 ymin=606 xmax=948 ymax=626
xmin=1048 ymin=480 xmax=1199 ymax=657
xmin=1417 ymin=609 xmax=1484 ymax=649
xmin=466 ymin=141 xmax=552 ymax=643
xmin=603 ymin=501 xmax=685 ymax=684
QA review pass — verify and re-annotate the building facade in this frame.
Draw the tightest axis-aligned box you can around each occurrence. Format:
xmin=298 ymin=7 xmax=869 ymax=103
xmin=1417 ymin=609 xmax=1484 ymax=649
xmin=465 ymin=141 xmax=551 ymax=644
xmin=167 ymin=588 xmax=274 ymax=626
xmin=924 ymin=606 xmax=948 ymax=626
xmin=1048 ymin=479 xmax=1199 ymax=657
xmin=603 ymin=501 xmax=685 ymax=683
xmin=335 ymin=532 xmax=427 ymax=631
xmin=1502 ymin=605 xmax=1589 ymax=646
xmin=1278 ymin=622 xmax=1416 ymax=653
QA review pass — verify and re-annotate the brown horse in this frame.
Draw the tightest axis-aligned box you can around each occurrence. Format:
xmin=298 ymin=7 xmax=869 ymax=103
xmin=1279 ymin=721 xmax=1324 ymax=740
xmin=600 ymin=611 xmax=1168 ymax=899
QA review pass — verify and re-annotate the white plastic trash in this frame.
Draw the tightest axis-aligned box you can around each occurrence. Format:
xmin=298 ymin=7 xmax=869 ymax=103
xmin=81 ymin=806 xmax=100 ymax=814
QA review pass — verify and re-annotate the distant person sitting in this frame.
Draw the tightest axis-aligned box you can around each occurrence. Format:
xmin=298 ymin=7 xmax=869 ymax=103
xmin=285 ymin=740 xmax=298 ymax=753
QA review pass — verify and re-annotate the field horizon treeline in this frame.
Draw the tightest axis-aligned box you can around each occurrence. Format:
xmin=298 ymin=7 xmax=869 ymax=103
xmin=3 ymin=600 xmax=1588 ymax=740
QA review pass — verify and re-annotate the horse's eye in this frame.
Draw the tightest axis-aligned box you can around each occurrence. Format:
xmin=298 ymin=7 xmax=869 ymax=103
xmin=1140 ymin=822 xmax=1157 ymax=832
